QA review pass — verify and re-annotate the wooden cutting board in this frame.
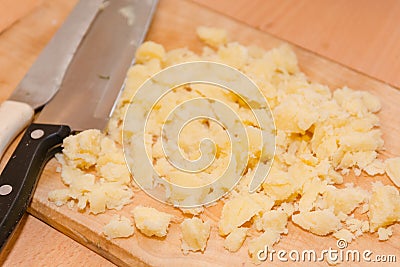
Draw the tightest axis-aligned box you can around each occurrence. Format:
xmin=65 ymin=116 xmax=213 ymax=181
xmin=0 ymin=0 xmax=42 ymax=33
xmin=27 ymin=0 xmax=400 ymax=266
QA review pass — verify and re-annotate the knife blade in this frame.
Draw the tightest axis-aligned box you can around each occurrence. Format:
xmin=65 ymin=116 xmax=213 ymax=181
xmin=0 ymin=0 xmax=158 ymax=251
xmin=0 ymin=0 xmax=104 ymax=160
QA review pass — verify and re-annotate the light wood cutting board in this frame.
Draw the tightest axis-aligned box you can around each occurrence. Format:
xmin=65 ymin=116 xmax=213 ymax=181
xmin=0 ymin=0 xmax=42 ymax=33
xmin=28 ymin=0 xmax=400 ymax=266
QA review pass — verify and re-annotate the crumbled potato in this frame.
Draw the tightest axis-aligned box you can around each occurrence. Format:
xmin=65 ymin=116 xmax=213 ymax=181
xmin=49 ymin=131 xmax=133 ymax=214
xmin=131 ymin=206 xmax=173 ymax=237
xmin=292 ymin=210 xmax=341 ymax=236
xmin=262 ymin=210 xmax=289 ymax=234
xmin=368 ymin=182 xmax=400 ymax=232
xmin=48 ymin=26 xmax=400 ymax=260
xmin=248 ymin=230 xmax=280 ymax=262
xmin=62 ymin=129 xmax=102 ymax=169
xmin=179 ymin=207 xmax=204 ymax=216
xmin=48 ymin=189 xmax=71 ymax=207
xmin=321 ymin=185 xmax=367 ymax=215
xmin=364 ymin=159 xmax=385 ymax=176
xmin=218 ymin=195 xmax=262 ymax=236
xmin=224 ymin=227 xmax=248 ymax=252
xmin=377 ymin=227 xmax=393 ymax=241
xmin=333 ymin=229 xmax=354 ymax=243
xmin=196 ymin=26 xmax=227 ymax=48
xmin=181 ymin=217 xmax=211 ymax=254
xmin=87 ymin=183 xmax=133 ymax=214
xmin=385 ymin=157 xmax=400 ymax=187
xmin=135 ymin=41 xmax=165 ymax=64
xmin=103 ymin=216 xmax=134 ymax=239
xmin=345 ymin=218 xmax=369 ymax=237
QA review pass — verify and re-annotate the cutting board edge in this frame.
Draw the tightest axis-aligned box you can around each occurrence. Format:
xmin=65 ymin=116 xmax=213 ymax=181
xmin=27 ymin=203 xmax=149 ymax=267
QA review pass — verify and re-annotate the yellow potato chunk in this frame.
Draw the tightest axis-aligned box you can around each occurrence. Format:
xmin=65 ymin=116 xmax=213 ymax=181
xmin=131 ymin=206 xmax=173 ymax=237
xmin=368 ymin=182 xmax=400 ymax=232
xmin=62 ymin=129 xmax=102 ymax=169
xmin=196 ymin=26 xmax=227 ymax=48
xmin=224 ymin=227 xmax=248 ymax=252
xmin=292 ymin=210 xmax=341 ymax=236
xmin=385 ymin=157 xmax=400 ymax=187
xmin=321 ymin=185 xmax=367 ymax=215
xmin=181 ymin=217 xmax=211 ymax=254
xmin=333 ymin=229 xmax=354 ymax=243
xmin=248 ymin=229 xmax=280 ymax=262
xmin=377 ymin=227 xmax=393 ymax=241
xmin=260 ymin=210 xmax=288 ymax=233
xmin=135 ymin=41 xmax=165 ymax=64
xmin=103 ymin=216 xmax=134 ymax=239
xmin=219 ymin=195 xmax=262 ymax=236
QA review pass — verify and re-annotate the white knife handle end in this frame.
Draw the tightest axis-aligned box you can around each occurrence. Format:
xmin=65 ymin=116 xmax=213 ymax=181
xmin=0 ymin=100 xmax=34 ymax=159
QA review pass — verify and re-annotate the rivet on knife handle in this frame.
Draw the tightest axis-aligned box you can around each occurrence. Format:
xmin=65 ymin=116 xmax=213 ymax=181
xmin=0 ymin=124 xmax=71 ymax=251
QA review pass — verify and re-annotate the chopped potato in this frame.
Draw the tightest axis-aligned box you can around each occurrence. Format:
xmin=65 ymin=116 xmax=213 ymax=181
xmin=292 ymin=210 xmax=341 ymax=236
xmin=103 ymin=216 xmax=134 ymax=239
xmin=181 ymin=217 xmax=211 ymax=254
xmin=48 ymin=26 xmax=400 ymax=260
xmin=377 ymin=227 xmax=393 ymax=241
xmin=224 ymin=227 xmax=248 ymax=252
xmin=385 ymin=157 xmax=400 ymax=187
xmin=368 ymin=182 xmax=400 ymax=232
xmin=196 ymin=26 xmax=228 ymax=48
xmin=248 ymin=230 xmax=280 ymax=262
xmin=131 ymin=206 xmax=173 ymax=237
xmin=135 ymin=41 xmax=165 ymax=64
xmin=218 ymin=195 xmax=262 ymax=236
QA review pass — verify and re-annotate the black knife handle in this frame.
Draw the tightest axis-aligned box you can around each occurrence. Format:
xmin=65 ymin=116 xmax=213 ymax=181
xmin=0 ymin=123 xmax=71 ymax=251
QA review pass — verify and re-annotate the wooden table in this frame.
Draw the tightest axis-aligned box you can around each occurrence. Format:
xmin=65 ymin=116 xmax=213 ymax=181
xmin=0 ymin=0 xmax=399 ymax=266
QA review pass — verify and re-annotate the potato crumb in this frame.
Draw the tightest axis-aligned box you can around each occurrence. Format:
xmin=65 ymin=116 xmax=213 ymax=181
xmin=48 ymin=27 xmax=400 ymax=260
xmin=179 ymin=207 xmax=204 ymax=216
xmin=368 ymin=182 xmax=400 ymax=232
xmin=248 ymin=230 xmax=280 ymax=262
xmin=103 ymin=216 xmax=134 ymax=239
xmin=218 ymin=195 xmax=262 ymax=236
xmin=135 ymin=41 xmax=165 ymax=64
xmin=48 ymin=189 xmax=70 ymax=207
xmin=224 ymin=227 xmax=248 ymax=252
xmin=62 ymin=129 xmax=102 ymax=169
xmin=196 ymin=26 xmax=227 ymax=48
xmin=49 ymin=131 xmax=133 ymax=214
xmin=260 ymin=210 xmax=288 ymax=234
xmin=377 ymin=227 xmax=393 ymax=241
xmin=321 ymin=185 xmax=367 ymax=215
xmin=345 ymin=218 xmax=369 ymax=237
xmin=333 ymin=229 xmax=354 ymax=243
xmin=385 ymin=157 xmax=400 ymax=187
xmin=181 ymin=217 xmax=211 ymax=254
xmin=364 ymin=159 xmax=385 ymax=176
xmin=131 ymin=206 xmax=173 ymax=237
xmin=292 ymin=210 xmax=341 ymax=236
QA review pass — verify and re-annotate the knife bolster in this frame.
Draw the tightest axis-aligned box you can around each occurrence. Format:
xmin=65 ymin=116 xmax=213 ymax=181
xmin=0 ymin=100 xmax=34 ymax=160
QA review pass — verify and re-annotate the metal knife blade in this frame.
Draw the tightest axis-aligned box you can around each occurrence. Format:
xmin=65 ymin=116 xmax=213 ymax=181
xmin=0 ymin=0 xmax=158 ymax=251
xmin=37 ymin=0 xmax=157 ymax=131
xmin=0 ymin=0 xmax=103 ymax=159
xmin=10 ymin=0 xmax=104 ymax=110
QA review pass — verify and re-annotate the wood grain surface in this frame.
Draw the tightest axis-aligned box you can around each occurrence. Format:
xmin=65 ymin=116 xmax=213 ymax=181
xmin=193 ymin=0 xmax=400 ymax=89
xmin=0 ymin=0 xmax=42 ymax=34
xmin=0 ymin=0 xmax=399 ymax=266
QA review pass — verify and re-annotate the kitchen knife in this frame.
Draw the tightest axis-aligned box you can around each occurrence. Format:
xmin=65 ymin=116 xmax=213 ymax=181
xmin=0 ymin=0 xmax=158 ymax=251
xmin=0 ymin=0 xmax=104 ymax=160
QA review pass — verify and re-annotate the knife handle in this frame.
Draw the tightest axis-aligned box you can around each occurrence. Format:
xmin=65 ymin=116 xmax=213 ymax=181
xmin=0 ymin=123 xmax=70 ymax=251
xmin=0 ymin=100 xmax=34 ymax=160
